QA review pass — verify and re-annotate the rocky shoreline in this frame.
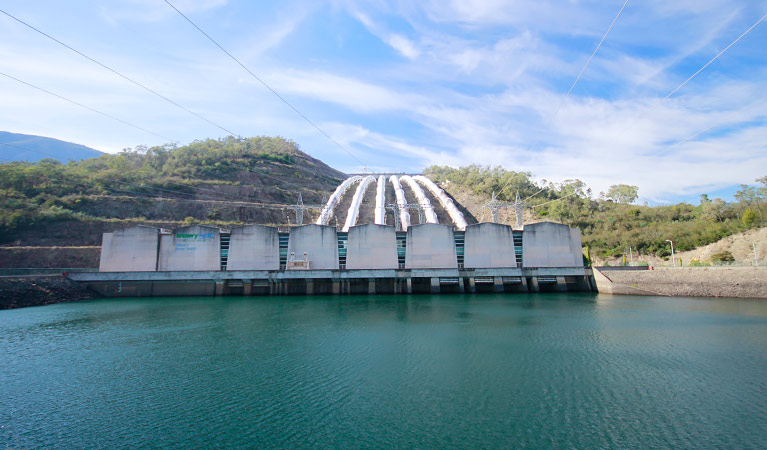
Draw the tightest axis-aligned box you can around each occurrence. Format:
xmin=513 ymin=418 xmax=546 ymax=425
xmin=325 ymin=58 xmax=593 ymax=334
xmin=0 ymin=275 xmax=101 ymax=310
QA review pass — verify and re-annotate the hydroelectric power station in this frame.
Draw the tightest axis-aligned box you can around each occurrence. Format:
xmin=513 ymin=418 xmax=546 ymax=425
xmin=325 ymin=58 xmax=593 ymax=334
xmin=68 ymin=174 xmax=595 ymax=296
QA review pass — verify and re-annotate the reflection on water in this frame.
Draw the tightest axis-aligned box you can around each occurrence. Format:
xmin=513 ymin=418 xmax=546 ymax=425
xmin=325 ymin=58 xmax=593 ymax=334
xmin=1 ymin=293 xmax=766 ymax=450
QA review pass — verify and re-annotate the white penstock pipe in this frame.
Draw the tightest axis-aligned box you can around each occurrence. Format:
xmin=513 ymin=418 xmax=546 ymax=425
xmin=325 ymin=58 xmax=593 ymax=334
xmin=342 ymin=175 xmax=375 ymax=232
xmin=316 ymin=176 xmax=362 ymax=225
xmin=414 ymin=175 xmax=467 ymax=230
xmin=400 ymin=175 xmax=438 ymax=223
xmin=374 ymin=175 xmax=386 ymax=225
xmin=389 ymin=175 xmax=411 ymax=231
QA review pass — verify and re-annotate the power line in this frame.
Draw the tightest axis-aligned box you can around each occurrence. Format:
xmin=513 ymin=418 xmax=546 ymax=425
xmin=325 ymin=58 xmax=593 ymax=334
xmin=549 ymin=0 xmax=631 ymax=121
xmin=610 ymin=14 xmax=767 ymax=149
xmin=0 ymin=8 xmax=240 ymax=138
xmin=495 ymin=1 xmax=631 ymax=196
xmin=523 ymin=187 xmax=547 ymax=202
xmin=530 ymin=191 xmax=580 ymax=208
xmin=162 ymin=0 xmax=367 ymax=167
xmin=666 ymin=14 xmax=766 ymax=99
xmin=675 ymin=94 xmax=767 ymax=145
xmin=0 ymin=71 xmax=175 ymax=143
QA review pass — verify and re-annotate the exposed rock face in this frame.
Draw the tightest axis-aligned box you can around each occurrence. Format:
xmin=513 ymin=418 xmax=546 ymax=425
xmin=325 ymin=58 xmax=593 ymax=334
xmin=0 ymin=275 xmax=100 ymax=310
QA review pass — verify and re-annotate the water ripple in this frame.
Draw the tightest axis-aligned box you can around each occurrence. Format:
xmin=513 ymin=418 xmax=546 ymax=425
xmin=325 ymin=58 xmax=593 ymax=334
xmin=1 ymin=294 xmax=766 ymax=449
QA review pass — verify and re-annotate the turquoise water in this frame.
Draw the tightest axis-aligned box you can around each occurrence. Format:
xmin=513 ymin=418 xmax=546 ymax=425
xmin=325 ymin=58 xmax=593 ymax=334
xmin=1 ymin=294 xmax=766 ymax=449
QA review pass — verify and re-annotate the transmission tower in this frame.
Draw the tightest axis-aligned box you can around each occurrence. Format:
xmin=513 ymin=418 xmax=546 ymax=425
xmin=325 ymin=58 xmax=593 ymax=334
xmin=385 ymin=202 xmax=429 ymax=231
xmin=485 ymin=191 xmax=527 ymax=228
xmin=288 ymin=193 xmax=325 ymax=225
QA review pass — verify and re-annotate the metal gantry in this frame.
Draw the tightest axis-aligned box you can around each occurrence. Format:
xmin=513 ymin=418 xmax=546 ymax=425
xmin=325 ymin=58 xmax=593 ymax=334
xmin=288 ymin=194 xmax=326 ymax=225
xmin=386 ymin=203 xmax=429 ymax=231
xmin=485 ymin=191 xmax=527 ymax=228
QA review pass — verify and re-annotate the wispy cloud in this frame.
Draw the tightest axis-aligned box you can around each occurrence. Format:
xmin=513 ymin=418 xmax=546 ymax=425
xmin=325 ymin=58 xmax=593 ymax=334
xmin=100 ymin=0 xmax=228 ymax=24
xmin=350 ymin=10 xmax=421 ymax=60
xmin=1 ymin=0 xmax=764 ymax=202
xmin=259 ymin=69 xmax=423 ymax=113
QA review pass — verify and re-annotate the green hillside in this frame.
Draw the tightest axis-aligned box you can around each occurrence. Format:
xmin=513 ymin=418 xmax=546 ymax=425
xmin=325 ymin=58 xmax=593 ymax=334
xmin=0 ymin=136 xmax=344 ymax=244
xmin=425 ymin=165 xmax=766 ymax=260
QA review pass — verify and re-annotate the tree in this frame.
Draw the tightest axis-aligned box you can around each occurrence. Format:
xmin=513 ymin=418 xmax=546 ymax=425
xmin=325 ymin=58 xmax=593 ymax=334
xmin=736 ymin=180 xmax=765 ymax=220
xmin=606 ymin=184 xmax=639 ymax=204
xmin=701 ymin=198 xmax=729 ymax=222
xmin=742 ymin=208 xmax=757 ymax=228
xmin=756 ymin=175 xmax=767 ymax=195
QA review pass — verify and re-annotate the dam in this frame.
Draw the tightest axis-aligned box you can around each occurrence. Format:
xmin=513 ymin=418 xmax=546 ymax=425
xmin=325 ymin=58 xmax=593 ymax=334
xmin=68 ymin=175 xmax=594 ymax=296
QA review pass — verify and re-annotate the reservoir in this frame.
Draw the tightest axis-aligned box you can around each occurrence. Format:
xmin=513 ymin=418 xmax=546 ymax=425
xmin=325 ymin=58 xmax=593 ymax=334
xmin=2 ymin=294 xmax=766 ymax=449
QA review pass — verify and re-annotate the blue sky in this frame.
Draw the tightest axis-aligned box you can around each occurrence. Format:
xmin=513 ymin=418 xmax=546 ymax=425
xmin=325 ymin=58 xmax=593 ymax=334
xmin=0 ymin=0 xmax=765 ymax=203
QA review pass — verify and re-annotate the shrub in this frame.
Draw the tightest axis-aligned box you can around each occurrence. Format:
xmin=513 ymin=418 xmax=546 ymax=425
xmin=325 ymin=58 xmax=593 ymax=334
xmin=710 ymin=250 xmax=735 ymax=262
xmin=742 ymin=208 xmax=757 ymax=228
xmin=689 ymin=258 xmax=710 ymax=267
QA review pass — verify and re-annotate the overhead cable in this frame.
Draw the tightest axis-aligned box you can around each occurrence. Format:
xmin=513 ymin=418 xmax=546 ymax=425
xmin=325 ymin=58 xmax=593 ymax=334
xmin=549 ymin=0 xmax=631 ymax=121
xmin=495 ymin=2 xmax=631 ymax=196
xmin=0 ymin=8 xmax=240 ymax=138
xmin=665 ymin=14 xmax=766 ymax=99
xmin=0 ymin=71 xmax=175 ymax=143
xmin=530 ymin=191 xmax=580 ymax=208
xmin=162 ymin=0 xmax=366 ymax=167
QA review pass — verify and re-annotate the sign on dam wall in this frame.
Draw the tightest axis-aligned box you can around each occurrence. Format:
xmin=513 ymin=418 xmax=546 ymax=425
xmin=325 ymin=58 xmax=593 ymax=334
xmin=158 ymin=225 xmax=221 ymax=272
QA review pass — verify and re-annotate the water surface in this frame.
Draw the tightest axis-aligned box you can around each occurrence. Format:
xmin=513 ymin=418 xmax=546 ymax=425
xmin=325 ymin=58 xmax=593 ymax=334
xmin=1 ymin=293 xmax=766 ymax=449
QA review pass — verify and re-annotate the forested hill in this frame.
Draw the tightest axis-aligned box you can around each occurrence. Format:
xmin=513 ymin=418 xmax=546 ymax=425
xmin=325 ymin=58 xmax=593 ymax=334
xmin=0 ymin=131 xmax=103 ymax=162
xmin=424 ymin=165 xmax=766 ymax=261
xmin=0 ymin=136 xmax=344 ymax=245
xmin=1 ymin=138 xmax=765 ymax=265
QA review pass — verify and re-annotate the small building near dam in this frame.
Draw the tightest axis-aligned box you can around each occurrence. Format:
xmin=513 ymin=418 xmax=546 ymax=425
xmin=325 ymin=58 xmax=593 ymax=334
xmin=74 ymin=221 xmax=595 ymax=297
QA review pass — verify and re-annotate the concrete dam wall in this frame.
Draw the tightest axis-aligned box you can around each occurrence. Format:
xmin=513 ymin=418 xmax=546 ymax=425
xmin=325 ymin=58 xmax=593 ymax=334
xmin=81 ymin=220 xmax=593 ymax=297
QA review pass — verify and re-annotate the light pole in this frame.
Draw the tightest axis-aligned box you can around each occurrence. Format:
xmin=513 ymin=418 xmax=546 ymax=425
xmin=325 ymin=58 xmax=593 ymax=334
xmin=666 ymin=239 xmax=675 ymax=267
